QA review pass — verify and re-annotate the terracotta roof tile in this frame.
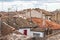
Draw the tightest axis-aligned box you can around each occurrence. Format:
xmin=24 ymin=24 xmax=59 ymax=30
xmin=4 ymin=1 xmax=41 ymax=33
xmin=31 ymin=17 xmax=60 ymax=30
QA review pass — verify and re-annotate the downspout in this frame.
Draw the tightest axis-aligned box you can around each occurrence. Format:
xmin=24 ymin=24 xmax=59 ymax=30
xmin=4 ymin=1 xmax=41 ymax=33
xmin=42 ymin=14 xmax=46 ymax=27
xmin=30 ymin=8 xmax=32 ymax=22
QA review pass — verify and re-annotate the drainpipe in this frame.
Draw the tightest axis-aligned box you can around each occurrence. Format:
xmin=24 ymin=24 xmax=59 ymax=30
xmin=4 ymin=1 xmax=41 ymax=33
xmin=30 ymin=8 xmax=32 ymax=22
xmin=56 ymin=11 xmax=58 ymax=23
xmin=40 ymin=11 xmax=43 ymax=18
xmin=41 ymin=11 xmax=45 ymax=27
xmin=42 ymin=4 xmax=47 ymax=26
xmin=42 ymin=14 xmax=45 ymax=27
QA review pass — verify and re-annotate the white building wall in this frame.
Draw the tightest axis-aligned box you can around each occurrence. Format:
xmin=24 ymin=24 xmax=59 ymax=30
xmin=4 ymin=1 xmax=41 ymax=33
xmin=19 ymin=28 xmax=31 ymax=37
xmin=31 ymin=31 xmax=44 ymax=37
xmin=18 ymin=28 xmax=44 ymax=37
xmin=26 ymin=10 xmax=42 ymax=18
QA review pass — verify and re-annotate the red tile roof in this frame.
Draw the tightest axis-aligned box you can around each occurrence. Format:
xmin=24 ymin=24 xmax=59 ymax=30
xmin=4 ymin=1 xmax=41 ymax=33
xmin=31 ymin=17 xmax=60 ymax=30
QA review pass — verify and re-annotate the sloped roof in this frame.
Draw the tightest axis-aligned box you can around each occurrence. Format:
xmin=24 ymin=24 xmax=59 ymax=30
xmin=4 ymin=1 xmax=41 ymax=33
xmin=13 ymin=14 xmax=26 ymax=19
xmin=3 ymin=17 xmax=37 ymax=29
xmin=14 ymin=17 xmax=37 ymax=28
xmin=1 ymin=22 xmax=15 ymax=36
xmin=1 ymin=31 xmax=31 ymax=40
xmin=1 ymin=22 xmax=31 ymax=40
xmin=1 ymin=24 xmax=31 ymax=40
xmin=29 ymin=17 xmax=60 ymax=30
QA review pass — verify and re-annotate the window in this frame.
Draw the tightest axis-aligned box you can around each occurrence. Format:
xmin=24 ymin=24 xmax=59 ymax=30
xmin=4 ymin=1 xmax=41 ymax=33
xmin=33 ymin=33 xmax=40 ymax=37
xmin=24 ymin=30 xmax=27 ymax=35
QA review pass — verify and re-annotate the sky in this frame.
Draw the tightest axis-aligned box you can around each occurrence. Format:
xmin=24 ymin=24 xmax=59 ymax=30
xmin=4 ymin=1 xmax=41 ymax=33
xmin=0 ymin=0 xmax=60 ymax=12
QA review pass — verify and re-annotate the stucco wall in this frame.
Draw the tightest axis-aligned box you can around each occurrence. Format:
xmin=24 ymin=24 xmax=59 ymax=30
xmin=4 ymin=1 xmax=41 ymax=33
xmin=19 ymin=28 xmax=44 ymax=37
xmin=19 ymin=28 xmax=31 ymax=37
xmin=25 ymin=10 xmax=42 ymax=18
xmin=31 ymin=31 xmax=44 ymax=37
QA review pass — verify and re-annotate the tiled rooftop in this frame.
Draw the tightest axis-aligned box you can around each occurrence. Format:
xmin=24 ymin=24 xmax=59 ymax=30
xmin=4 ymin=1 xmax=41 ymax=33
xmin=30 ymin=17 xmax=60 ymax=30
